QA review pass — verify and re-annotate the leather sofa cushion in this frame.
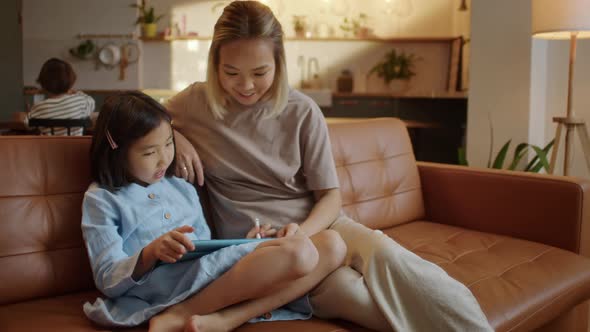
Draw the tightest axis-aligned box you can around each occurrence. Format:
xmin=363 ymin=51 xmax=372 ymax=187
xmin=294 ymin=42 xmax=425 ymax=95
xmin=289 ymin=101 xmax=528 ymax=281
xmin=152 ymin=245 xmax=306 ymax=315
xmin=386 ymin=221 xmax=590 ymax=331
xmin=0 ymin=291 xmax=373 ymax=332
xmin=3 ymin=221 xmax=590 ymax=331
xmin=0 ymin=137 xmax=94 ymax=305
xmin=329 ymin=118 xmax=425 ymax=230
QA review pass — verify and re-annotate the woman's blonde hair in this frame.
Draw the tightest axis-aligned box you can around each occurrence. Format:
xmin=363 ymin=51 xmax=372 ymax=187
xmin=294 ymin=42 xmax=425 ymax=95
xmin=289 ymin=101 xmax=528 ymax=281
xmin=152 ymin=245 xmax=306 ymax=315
xmin=206 ymin=1 xmax=289 ymax=120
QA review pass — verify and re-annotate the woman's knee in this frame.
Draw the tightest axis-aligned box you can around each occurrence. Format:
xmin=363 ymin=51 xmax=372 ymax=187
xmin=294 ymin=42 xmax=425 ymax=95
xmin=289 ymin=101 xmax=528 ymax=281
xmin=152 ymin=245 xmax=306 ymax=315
xmin=314 ymin=230 xmax=347 ymax=269
xmin=281 ymin=234 xmax=318 ymax=278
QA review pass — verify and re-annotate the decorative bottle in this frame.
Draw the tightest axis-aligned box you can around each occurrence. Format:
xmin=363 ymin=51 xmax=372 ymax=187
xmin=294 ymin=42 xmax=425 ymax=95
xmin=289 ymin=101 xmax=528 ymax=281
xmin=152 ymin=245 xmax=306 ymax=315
xmin=337 ymin=69 xmax=354 ymax=93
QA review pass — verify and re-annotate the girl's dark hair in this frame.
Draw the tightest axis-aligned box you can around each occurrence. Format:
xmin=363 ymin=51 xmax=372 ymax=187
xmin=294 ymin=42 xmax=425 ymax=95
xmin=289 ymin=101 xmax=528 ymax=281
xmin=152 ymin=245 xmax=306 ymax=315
xmin=36 ymin=58 xmax=76 ymax=95
xmin=90 ymin=91 xmax=177 ymax=189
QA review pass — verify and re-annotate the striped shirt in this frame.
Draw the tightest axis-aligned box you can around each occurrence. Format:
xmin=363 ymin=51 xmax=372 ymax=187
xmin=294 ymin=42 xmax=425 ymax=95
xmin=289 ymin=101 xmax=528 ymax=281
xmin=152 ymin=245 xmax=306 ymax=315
xmin=28 ymin=91 xmax=95 ymax=136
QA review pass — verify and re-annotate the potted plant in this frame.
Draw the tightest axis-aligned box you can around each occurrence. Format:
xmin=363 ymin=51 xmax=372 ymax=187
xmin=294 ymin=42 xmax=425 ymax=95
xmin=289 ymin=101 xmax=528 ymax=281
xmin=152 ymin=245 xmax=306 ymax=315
xmin=292 ymin=15 xmax=307 ymax=38
xmin=369 ymin=49 xmax=419 ymax=92
xmin=130 ymin=0 xmax=164 ymax=38
xmin=339 ymin=13 xmax=373 ymax=38
xmin=458 ymin=139 xmax=554 ymax=172
xmin=457 ymin=117 xmax=554 ymax=172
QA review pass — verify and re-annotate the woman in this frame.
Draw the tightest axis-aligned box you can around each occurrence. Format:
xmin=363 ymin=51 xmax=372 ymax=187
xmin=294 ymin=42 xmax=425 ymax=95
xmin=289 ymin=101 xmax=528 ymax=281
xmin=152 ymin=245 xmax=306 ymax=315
xmin=167 ymin=1 xmax=492 ymax=331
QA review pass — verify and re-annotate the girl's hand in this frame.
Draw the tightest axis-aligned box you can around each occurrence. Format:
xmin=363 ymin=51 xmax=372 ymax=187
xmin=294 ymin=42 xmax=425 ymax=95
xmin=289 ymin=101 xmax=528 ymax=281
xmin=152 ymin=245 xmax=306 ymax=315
xmin=245 ymin=223 xmax=278 ymax=239
xmin=276 ymin=223 xmax=303 ymax=238
xmin=174 ymin=130 xmax=204 ymax=186
xmin=146 ymin=225 xmax=196 ymax=264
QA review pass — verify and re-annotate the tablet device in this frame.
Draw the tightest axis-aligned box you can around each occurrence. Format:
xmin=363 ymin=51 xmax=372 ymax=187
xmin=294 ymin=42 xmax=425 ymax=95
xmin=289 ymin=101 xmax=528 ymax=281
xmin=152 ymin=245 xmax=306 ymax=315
xmin=159 ymin=238 xmax=270 ymax=265
xmin=192 ymin=238 xmax=269 ymax=252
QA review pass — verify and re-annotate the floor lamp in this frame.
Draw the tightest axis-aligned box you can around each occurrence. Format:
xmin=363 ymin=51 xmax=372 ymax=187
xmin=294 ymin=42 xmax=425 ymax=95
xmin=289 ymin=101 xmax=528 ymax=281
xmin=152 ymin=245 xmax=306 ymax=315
xmin=532 ymin=0 xmax=590 ymax=176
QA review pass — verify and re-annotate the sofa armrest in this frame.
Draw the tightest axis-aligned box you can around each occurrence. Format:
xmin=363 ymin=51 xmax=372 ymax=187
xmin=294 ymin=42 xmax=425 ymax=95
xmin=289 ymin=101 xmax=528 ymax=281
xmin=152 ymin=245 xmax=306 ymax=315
xmin=417 ymin=162 xmax=590 ymax=256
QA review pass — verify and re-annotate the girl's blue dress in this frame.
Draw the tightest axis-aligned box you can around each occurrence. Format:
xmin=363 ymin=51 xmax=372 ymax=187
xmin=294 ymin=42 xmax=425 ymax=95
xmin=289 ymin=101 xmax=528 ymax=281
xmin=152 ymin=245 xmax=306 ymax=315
xmin=81 ymin=176 xmax=311 ymax=327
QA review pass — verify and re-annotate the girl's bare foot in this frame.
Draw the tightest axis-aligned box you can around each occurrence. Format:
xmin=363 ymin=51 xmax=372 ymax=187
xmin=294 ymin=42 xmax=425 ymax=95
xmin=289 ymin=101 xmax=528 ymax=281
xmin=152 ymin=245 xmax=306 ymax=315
xmin=149 ymin=311 xmax=187 ymax=332
xmin=184 ymin=313 xmax=230 ymax=332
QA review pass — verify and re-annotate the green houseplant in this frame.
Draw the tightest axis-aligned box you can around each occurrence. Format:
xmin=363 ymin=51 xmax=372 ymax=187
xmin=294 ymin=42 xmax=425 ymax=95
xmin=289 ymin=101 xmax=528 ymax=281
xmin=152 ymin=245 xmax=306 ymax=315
xmin=130 ymin=0 xmax=164 ymax=38
xmin=458 ymin=140 xmax=554 ymax=173
xmin=339 ymin=13 xmax=373 ymax=38
xmin=292 ymin=15 xmax=307 ymax=38
xmin=457 ymin=117 xmax=554 ymax=173
xmin=369 ymin=49 xmax=418 ymax=83
xmin=369 ymin=49 xmax=419 ymax=92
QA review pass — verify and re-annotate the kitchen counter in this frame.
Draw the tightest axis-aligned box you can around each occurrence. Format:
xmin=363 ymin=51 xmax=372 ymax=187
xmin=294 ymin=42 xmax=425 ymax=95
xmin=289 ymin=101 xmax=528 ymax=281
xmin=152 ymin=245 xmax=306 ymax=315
xmin=326 ymin=117 xmax=442 ymax=129
xmin=323 ymin=94 xmax=467 ymax=165
xmin=332 ymin=91 xmax=467 ymax=99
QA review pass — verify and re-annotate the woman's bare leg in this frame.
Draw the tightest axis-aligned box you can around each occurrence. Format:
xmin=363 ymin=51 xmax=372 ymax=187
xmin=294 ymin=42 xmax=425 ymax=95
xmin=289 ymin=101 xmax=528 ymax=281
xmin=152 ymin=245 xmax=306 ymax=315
xmin=184 ymin=230 xmax=346 ymax=332
xmin=149 ymin=233 xmax=320 ymax=332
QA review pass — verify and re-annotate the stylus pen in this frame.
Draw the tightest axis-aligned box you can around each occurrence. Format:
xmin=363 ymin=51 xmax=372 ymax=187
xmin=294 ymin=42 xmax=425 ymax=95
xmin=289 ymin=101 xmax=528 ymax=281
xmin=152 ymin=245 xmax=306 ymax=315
xmin=254 ymin=218 xmax=262 ymax=239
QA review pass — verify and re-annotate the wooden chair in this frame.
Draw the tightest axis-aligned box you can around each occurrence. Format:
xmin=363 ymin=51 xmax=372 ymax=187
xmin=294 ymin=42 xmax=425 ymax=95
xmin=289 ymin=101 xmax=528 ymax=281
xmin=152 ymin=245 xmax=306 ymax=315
xmin=28 ymin=117 xmax=93 ymax=136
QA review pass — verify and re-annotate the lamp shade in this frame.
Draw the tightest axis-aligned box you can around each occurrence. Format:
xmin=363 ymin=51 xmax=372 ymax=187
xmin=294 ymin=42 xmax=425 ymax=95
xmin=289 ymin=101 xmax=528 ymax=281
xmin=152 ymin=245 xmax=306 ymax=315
xmin=532 ymin=0 xmax=590 ymax=39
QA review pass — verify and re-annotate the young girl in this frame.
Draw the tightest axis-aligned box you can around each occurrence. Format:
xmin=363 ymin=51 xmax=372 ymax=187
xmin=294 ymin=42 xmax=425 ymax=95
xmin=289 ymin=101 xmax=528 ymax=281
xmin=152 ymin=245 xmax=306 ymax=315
xmin=81 ymin=91 xmax=346 ymax=332
xmin=28 ymin=58 xmax=95 ymax=136
xmin=168 ymin=1 xmax=493 ymax=331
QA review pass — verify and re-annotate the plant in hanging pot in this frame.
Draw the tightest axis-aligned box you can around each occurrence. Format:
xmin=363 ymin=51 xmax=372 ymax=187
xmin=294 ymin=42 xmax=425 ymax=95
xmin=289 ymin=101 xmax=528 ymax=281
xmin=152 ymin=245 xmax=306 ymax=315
xmin=130 ymin=0 xmax=165 ymax=38
xmin=369 ymin=49 xmax=419 ymax=93
xmin=69 ymin=39 xmax=96 ymax=60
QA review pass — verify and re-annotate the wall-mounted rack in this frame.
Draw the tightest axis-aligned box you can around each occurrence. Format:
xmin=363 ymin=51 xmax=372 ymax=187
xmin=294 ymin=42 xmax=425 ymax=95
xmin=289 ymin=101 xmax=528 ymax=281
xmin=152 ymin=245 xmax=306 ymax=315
xmin=76 ymin=33 xmax=136 ymax=39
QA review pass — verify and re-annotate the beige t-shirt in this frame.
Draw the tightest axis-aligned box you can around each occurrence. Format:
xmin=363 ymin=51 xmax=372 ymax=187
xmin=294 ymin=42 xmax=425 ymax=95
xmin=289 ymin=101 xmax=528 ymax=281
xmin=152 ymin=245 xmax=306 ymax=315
xmin=166 ymin=82 xmax=339 ymax=238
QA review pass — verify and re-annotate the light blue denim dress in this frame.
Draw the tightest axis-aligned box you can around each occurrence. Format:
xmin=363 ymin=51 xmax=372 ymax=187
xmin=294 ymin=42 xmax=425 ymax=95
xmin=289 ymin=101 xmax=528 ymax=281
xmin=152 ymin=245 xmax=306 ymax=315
xmin=81 ymin=176 xmax=311 ymax=327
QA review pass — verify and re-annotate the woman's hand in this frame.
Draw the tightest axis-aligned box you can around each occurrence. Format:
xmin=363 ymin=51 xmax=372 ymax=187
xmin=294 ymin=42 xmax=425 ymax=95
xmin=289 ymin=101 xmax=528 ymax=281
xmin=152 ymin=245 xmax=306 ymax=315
xmin=276 ymin=223 xmax=304 ymax=238
xmin=245 ymin=223 xmax=278 ymax=239
xmin=145 ymin=225 xmax=196 ymax=264
xmin=174 ymin=130 xmax=204 ymax=186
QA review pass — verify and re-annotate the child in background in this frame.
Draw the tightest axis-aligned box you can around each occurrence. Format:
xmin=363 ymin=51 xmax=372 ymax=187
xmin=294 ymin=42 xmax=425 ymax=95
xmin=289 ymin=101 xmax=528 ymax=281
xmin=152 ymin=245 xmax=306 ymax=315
xmin=81 ymin=91 xmax=345 ymax=332
xmin=28 ymin=58 xmax=94 ymax=136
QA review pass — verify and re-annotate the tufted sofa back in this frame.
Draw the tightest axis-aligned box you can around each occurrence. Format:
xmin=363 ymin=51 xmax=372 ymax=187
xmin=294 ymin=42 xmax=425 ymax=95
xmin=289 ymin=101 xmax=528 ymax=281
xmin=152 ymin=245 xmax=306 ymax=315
xmin=0 ymin=137 xmax=95 ymax=305
xmin=328 ymin=118 xmax=425 ymax=229
xmin=0 ymin=118 xmax=425 ymax=304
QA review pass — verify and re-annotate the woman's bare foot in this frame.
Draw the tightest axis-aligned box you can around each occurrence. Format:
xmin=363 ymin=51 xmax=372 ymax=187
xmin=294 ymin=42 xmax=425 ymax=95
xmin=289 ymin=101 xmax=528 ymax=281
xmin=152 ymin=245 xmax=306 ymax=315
xmin=184 ymin=313 xmax=230 ymax=332
xmin=149 ymin=311 xmax=187 ymax=332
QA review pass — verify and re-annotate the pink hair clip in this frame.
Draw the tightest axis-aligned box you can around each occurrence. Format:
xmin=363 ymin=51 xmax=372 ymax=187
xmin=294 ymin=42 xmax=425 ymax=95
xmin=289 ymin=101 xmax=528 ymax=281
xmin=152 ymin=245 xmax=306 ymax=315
xmin=105 ymin=130 xmax=118 ymax=150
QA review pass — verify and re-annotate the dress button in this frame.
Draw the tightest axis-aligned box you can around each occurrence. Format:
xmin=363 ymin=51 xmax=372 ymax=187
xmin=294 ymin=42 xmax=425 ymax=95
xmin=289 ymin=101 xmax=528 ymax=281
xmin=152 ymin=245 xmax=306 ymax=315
xmin=164 ymin=213 xmax=171 ymax=219
xmin=148 ymin=193 xmax=155 ymax=199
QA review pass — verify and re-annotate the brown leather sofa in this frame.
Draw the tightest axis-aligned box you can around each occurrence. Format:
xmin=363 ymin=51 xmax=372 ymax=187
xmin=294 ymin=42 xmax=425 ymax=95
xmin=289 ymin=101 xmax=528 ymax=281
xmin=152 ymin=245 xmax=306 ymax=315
xmin=2 ymin=117 xmax=590 ymax=332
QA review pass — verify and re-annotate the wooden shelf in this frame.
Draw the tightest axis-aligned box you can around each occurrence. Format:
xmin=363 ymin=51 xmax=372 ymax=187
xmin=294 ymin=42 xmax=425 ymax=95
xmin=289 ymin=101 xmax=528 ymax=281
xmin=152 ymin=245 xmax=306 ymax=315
xmin=75 ymin=33 xmax=460 ymax=44
xmin=77 ymin=33 xmax=135 ymax=39
xmin=286 ymin=36 xmax=461 ymax=43
xmin=138 ymin=36 xmax=461 ymax=43
xmin=140 ymin=35 xmax=208 ymax=42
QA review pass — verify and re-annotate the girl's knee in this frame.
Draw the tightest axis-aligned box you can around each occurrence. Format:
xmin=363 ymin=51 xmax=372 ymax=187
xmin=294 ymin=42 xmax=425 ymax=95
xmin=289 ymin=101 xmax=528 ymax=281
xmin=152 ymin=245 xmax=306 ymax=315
xmin=282 ymin=234 xmax=318 ymax=277
xmin=315 ymin=230 xmax=347 ymax=268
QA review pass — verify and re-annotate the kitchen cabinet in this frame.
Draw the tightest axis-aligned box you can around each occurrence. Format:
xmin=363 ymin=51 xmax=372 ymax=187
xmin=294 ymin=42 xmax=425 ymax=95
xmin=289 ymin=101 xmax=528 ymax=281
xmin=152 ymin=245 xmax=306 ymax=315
xmin=321 ymin=94 xmax=467 ymax=164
